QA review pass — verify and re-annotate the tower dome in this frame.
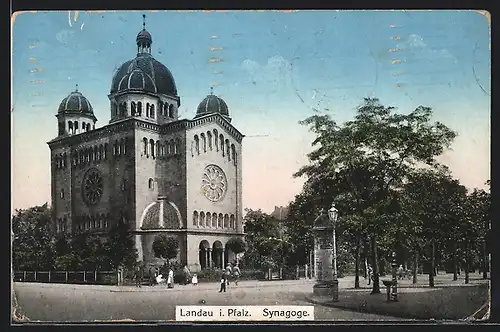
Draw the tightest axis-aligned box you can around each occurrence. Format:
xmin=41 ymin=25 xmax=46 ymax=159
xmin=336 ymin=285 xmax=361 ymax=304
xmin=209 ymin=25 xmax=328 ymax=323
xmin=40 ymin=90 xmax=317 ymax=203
xmin=195 ymin=88 xmax=229 ymax=118
xmin=58 ymin=85 xmax=94 ymax=115
xmin=109 ymin=15 xmax=178 ymax=97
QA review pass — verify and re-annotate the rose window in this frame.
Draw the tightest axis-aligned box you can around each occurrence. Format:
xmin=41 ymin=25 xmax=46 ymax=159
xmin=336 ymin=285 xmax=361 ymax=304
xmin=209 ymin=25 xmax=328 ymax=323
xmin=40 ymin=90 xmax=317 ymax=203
xmin=201 ymin=164 xmax=227 ymax=202
xmin=82 ymin=168 xmax=103 ymax=206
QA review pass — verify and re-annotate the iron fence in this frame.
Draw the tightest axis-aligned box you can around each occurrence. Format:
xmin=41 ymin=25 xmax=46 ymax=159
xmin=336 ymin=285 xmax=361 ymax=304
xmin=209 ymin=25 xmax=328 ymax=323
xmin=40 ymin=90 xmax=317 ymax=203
xmin=13 ymin=270 xmax=118 ymax=285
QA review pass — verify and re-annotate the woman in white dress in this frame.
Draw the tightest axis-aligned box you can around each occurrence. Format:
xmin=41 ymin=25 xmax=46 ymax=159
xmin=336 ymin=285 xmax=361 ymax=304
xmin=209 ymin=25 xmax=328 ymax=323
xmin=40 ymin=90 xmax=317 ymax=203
xmin=167 ymin=268 xmax=174 ymax=288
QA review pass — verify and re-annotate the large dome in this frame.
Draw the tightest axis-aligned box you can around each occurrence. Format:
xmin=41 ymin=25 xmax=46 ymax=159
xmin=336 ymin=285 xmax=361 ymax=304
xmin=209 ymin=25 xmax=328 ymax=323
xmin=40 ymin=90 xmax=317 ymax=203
xmin=110 ymin=53 xmax=177 ymax=95
xmin=58 ymin=89 xmax=93 ymax=114
xmin=116 ymin=68 xmax=157 ymax=93
xmin=195 ymin=93 xmax=229 ymax=118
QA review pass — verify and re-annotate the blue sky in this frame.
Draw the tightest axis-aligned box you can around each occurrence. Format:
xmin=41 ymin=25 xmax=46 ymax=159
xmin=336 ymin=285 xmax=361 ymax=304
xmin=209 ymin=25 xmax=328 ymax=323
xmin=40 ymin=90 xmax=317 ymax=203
xmin=12 ymin=10 xmax=490 ymax=213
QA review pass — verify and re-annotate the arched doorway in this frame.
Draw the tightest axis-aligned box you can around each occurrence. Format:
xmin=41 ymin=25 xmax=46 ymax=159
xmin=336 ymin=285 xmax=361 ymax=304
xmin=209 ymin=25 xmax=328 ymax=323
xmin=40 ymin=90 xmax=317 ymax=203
xmin=199 ymin=240 xmax=211 ymax=270
xmin=212 ymin=241 xmax=224 ymax=269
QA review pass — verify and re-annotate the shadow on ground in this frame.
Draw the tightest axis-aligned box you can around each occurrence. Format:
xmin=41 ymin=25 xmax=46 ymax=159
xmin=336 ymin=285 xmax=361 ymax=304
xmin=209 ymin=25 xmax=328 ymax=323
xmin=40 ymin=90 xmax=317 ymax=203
xmin=306 ymin=284 xmax=489 ymax=321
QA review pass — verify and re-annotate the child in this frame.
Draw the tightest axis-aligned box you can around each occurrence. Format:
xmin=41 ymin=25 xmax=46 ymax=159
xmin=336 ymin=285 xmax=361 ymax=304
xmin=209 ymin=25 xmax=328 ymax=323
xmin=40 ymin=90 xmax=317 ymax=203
xmin=192 ymin=273 xmax=198 ymax=286
xmin=218 ymin=273 xmax=227 ymax=293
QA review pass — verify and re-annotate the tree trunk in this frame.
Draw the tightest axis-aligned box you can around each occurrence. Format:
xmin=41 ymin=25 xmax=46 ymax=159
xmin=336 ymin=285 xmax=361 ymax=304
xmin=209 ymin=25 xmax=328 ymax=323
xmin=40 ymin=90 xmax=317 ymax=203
xmin=453 ymin=242 xmax=458 ymax=281
xmin=429 ymin=241 xmax=435 ymax=288
xmin=354 ymin=235 xmax=361 ymax=289
xmin=412 ymin=250 xmax=418 ymax=284
xmin=465 ymin=241 xmax=470 ymax=284
xmin=482 ymin=240 xmax=488 ymax=279
xmin=371 ymin=236 xmax=380 ymax=294
xmin=363 ymin=257 xmax=368 ymax=279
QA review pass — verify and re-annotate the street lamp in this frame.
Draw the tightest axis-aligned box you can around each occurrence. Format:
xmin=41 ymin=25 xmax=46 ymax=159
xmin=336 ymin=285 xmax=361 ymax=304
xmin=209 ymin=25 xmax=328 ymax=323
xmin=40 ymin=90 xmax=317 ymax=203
xmin=312 ymin=204 xmax=339 ymax=302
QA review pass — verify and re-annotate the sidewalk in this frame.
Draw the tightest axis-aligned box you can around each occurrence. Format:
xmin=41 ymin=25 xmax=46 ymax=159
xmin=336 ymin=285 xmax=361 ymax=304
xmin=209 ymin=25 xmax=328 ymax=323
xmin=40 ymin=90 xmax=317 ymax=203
xmin=14 ymin=278 xmax=316 ymax=293
xmin=306 ymin=273 xmax=490 ymax=320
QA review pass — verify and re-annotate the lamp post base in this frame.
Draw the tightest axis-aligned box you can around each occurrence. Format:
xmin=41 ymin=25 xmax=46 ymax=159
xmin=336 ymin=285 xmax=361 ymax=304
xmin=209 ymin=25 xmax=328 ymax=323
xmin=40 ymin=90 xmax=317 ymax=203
xmin=313 ymin=280 xmax=339 ymax=301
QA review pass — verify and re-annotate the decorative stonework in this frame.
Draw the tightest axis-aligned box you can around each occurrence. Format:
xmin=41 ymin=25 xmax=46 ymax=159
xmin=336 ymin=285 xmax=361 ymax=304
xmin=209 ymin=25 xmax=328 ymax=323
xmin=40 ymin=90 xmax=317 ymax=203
xmin=81 ymin=168 xmax=103 ymax=206
xmin=201 ymin=164 xmax=227 ymax=202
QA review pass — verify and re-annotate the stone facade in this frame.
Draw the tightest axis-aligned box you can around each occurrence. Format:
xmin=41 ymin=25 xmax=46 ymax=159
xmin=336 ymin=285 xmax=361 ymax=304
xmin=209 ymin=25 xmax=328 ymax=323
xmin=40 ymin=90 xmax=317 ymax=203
xmin=47 ymin=19 xmax=244 ymax=272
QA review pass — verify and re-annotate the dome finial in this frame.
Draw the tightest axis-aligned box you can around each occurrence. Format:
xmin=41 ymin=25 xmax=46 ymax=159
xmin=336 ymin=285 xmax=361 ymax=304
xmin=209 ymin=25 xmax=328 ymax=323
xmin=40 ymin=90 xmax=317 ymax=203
xmin=210 ymin=86 xmax=214 ymax=95
xmin=142 ymin=14 xmax=146 ymax=30
xmin=75 ymin=83 xmax=79 ymax=92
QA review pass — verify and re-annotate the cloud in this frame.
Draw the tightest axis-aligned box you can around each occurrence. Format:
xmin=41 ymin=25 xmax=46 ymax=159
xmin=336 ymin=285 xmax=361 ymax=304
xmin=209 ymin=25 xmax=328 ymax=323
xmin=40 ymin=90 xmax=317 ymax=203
xmin=240 ymin=55 xmax=294 ymax=88
xmin=56 ymin=29 xmax=75 ymax=45
xmin=400 ymin=34 xmax=456 ymax=61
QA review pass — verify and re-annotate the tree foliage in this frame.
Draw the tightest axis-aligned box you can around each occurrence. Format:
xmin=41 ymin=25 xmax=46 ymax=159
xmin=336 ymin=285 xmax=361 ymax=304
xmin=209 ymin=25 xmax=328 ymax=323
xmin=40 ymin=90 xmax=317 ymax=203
xmin=152 ymin=235 xmax=179 ymax=260
xmin=225 ymin=237 xmax=246 ymax=254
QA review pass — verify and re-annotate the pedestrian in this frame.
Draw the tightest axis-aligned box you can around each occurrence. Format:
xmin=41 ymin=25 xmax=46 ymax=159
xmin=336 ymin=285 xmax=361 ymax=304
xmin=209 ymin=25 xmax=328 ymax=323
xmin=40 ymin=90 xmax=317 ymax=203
xmin=232 ymin=263 xmax=241 ymax=286
xmin=183 ymin=265 xmax=191 ymax=285
xmin=219 ymin=272 xmax=227 ymax=293
xmin=167 ymin=268 xmax=174 ymax=289
xmin=192 ymin=273 xmax=198 ymax=286
xmin=225 ymin=263 xmax=232 ymax=285
xmin=134 ymin=264 xmax=143 ymax=288
xmin=398 ymin=265 xmax=404 ymax=280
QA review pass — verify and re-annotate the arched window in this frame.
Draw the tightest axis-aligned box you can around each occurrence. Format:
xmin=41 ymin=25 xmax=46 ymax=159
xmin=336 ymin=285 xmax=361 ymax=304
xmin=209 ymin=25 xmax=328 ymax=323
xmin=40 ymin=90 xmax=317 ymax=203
xmin=123 ymin=138 xmax=128 ymax=155
xmin=207 ymin=132 xmax=213 ymax=150
xmin=194 ymin=135 xmax=200 ymax=155
xmin=104 ymin=143 xmax=108 ymax=159
xmin=174 ymin=139 xmax=179 ymax=154
xmin=156 ymin=140 xmax=160 ymax=157
xmin=226 ymin=139 xmax=230 ymax=161
xmin=150 ymin=104 xmax=155 ymax=118
xmin=206 ymin=213 xmax=212 ymax=228
xmin=86 ymin=123 xmax=91 ymax=132
xmin=86 ymin=149 xmax=90 ymax=162
xmin=93 ymin=146 xmax=97 ymax=161
xmin=119 ymin=139 xmax=124 ymax=155
xmin=212 ymin=213 xmax=217 ymax=228
xmin=113 ymin=141 xmax=117 ymax=155
xmin=231 ymin=144 xmax=236 ymax=165
xmin=150 ymin=139 xmax=155 ymax=158
xmin=79 ymin=150 xmax=83 ymax=164
xmin=218 ymin=213 xmax=223 ymax=228
xmin=164 ymin=103 xmax=168 ymax=116
xmin=131 ymin=101 xmax=137 ymax=115
xmin=99 ymin=145 xmax=104 ymax=160
xmin=68 ymin=121 xmax=73 ymax=134
xmin=213 ymin=129 xmax=219 ymax=151
xmin=159 ymin=102 xmax=163 ymax=116
xmin=166 ymin=141 xmax=171 ymax=155
xmin=220 ymin=135 xmax=225 ymax=156
xmin=137 ymin=102 xmax=143 ymax=116
xmin=230 ymin=215 xmax=235 ymax=229
xmin=224 ymin=214 xmax=229 ymax=228
xmin=74 ymin=121 xmax=79 ymax=133
xmin=72 ymin=152 xmax=77 ymax=166
xmin=193 ymin=211 xmax=199 ymax=226
xmin=148 ymin=178 xmax=154 ymax=190
xmin=146 ymin=103 xmax=150 ymax=117
xmin=201 ymin=133 xmax=207 ymax=153
xmin=142 ymin=137 xmax=148 ymax=156
xmin=168 ymin=104 xmax=174 ymax=118
xmin=200 ymin=212 xmax=205 ymax=227
xmin=82 ymin=122 xmax=86 ymax=132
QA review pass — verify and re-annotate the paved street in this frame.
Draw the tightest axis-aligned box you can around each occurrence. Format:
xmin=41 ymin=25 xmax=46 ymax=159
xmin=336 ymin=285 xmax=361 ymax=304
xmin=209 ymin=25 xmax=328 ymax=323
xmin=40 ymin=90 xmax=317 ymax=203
xmin=13 ymin=280 xmax=405 ymax=322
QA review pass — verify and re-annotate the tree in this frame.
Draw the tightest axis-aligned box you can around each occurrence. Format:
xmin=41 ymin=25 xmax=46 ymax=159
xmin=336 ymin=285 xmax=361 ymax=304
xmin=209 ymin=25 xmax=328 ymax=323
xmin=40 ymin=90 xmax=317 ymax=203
xmin=225 ymin=237 xmax=246 ymax=255
xmin=295 ymin=98 xmax=456 ymax=293
xmin=12 ymin=203 xmax=55 ymax=271
xmin=243 ymin=209 xmax=285 ymax=268
xmin=106 ymin=220 xmax=138 ymax=269
xmin=402 ymin=167 xmax=468 ymax=286
xmin=152 ymin=235 xmax=179 ymax=261
xmin=466 ymin=184 xmax=490 ymax=279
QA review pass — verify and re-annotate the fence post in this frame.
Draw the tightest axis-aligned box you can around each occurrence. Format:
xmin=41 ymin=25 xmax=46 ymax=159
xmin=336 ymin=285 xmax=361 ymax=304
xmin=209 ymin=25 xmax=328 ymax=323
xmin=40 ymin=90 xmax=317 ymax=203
xmin=305 ymin=264 xmax=308 ymax=279
xmin=83 ymin=271 xmax=86 ymax=282
xmin=65 ymin=271 xmax=68 ymax=282
xmin=23 ymin=271 xmax=26 ymax=281
xmin=296 ymin=265 xmax=300 ymax=279
xmin=94 ymin=270 xmax=97 ymax=283
xmin=34 ymin=271 xmax=37 ymax=281
xmin=48 ymin=271 xmax=51 ymax=282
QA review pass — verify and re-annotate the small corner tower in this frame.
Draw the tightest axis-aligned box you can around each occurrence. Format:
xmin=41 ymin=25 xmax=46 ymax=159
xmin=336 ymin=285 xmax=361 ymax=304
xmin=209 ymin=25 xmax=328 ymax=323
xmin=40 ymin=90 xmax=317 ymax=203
xmin=56 ymin=84 xmax=97 ymax=137
xmin=195 ymin=87 xmax=231 ymax=122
